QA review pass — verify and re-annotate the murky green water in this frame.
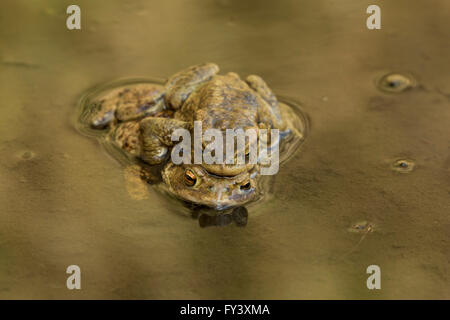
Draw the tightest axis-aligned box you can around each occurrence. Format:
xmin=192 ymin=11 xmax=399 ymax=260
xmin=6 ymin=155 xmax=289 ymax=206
xmin=0 ymin=0 xmax=449 ymax=299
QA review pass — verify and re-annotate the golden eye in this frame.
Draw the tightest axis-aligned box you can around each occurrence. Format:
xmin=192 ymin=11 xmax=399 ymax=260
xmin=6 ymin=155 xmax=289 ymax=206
xmin=184 ymin=169 xmax=197 ymax=187
xmin=240 ymin=181 xmax=251 ymax=191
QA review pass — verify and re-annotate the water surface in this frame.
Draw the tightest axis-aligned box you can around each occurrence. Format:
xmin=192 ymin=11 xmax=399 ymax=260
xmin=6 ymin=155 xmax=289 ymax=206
xmin=0 ymin=0 xmax=449 ymax=299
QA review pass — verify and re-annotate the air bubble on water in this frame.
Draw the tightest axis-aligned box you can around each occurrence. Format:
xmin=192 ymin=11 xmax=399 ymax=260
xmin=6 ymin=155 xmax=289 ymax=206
xmin=376 ymin=73 xmax=416 ymax=93
xmin=392 ymin=159 xmax=415 ymax=173
xmin=17 ymin=150 xmax=36 ymax=160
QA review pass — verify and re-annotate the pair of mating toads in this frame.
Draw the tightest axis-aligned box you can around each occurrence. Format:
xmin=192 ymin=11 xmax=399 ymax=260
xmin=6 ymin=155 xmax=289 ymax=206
xmin=85 ymin=63 xmax=305 ymax=210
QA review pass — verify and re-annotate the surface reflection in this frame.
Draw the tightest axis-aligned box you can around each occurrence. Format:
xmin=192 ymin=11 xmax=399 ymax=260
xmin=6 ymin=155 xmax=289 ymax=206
xmin=193 ymin=206 xmax=249 ymax=228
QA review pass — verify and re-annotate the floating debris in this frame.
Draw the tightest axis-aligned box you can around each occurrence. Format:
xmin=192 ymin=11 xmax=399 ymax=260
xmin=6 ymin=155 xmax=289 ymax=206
xmin=347 ymin=220 xmax=374 ymax=234
xmin=339 ymin=220 xmax=376 ymax=259
xmin=1 ymin=59 xmax=39 ymax=69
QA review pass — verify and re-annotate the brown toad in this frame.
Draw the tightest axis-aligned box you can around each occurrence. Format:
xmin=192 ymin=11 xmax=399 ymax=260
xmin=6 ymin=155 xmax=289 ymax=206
xmin=85 ymin=63 xmax=304 ymax=209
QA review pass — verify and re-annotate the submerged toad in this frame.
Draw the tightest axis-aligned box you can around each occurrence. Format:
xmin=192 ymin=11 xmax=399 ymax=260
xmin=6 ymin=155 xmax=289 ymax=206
xmin=79 ymin=63 xmax=306 ymax=209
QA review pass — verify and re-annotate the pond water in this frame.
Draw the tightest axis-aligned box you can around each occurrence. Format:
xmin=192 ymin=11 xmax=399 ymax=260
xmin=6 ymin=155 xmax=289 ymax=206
xmin=0 ymin=0 xmax=449 ymax=299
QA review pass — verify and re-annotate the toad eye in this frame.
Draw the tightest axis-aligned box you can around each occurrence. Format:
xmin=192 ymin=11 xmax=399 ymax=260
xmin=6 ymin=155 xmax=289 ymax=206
xmin=240 ymin=181 xmax=251 ymax=191
xmin=184 ymin=169 xmax=197 ymax=187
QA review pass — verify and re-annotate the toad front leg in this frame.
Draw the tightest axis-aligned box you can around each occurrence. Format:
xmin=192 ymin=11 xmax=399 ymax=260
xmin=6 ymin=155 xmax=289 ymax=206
xmin=140 ymin=117 xmax=190 ymax=165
